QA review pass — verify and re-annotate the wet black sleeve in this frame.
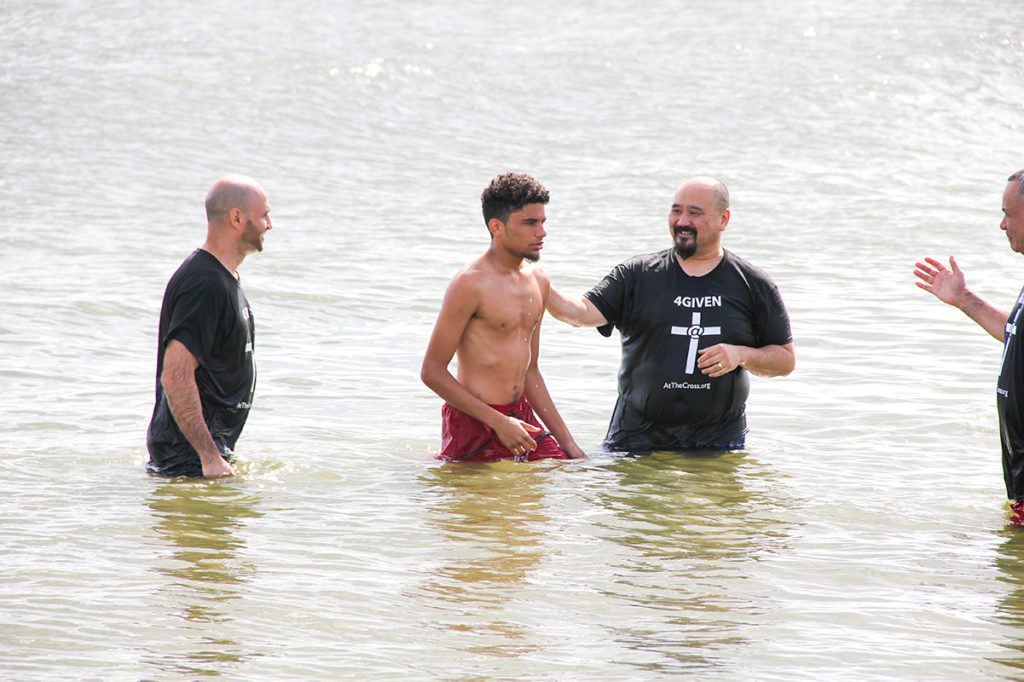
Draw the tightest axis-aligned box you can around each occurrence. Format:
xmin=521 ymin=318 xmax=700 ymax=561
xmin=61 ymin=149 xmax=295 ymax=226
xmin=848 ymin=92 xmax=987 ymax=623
xmin=163 ymin=278 xmax=225 ymax=368
xmin=584 ymin=262 xmax=634 ymax=338
xmin=752 ymin=280 xmax=792 ymax=346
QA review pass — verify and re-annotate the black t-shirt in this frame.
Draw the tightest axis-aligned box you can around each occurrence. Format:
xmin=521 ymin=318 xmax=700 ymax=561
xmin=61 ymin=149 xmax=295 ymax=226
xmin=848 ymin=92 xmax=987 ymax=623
xmin=585 ymin=248 xmax=791 ymax=450
xmin=997 ymin=286 xmax=1024 ymax=500
xmin=146 ymin=249 xmax=256 ymax=472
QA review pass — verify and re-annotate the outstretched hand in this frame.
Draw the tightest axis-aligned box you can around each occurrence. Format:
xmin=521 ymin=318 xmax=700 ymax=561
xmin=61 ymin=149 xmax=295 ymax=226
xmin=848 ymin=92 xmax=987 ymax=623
xmin=913 ymin=256 xmax=966 ymax=307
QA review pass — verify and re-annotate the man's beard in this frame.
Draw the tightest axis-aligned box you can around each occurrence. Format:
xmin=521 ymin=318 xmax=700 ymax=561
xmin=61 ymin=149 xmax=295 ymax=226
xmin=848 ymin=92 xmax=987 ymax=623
xmin=673 ymin=228 xmax=696 ymax=260
xmin=242 ymin=219 xmax=264 ymax=253
xmin=522 ymin=251 xmax=540 ymax=263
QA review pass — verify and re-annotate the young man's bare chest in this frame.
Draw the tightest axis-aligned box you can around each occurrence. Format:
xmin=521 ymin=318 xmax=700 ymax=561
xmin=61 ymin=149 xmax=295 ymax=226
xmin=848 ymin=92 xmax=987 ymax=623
xmin=472 ymin=271 xmax=544 ymax=334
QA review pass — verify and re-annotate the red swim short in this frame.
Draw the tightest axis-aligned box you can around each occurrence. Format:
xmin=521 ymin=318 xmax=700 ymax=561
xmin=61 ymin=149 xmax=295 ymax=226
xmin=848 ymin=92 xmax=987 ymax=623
xmin=1011 ymin=500 xmax=1024 ymax=527
xmin=438 ymin=395 xmax=568 ymax=462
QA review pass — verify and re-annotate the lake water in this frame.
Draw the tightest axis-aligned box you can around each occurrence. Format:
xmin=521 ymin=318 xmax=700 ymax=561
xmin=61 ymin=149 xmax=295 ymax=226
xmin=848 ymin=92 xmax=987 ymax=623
xmin=3 ymin=1 xmax=1024 ymax=679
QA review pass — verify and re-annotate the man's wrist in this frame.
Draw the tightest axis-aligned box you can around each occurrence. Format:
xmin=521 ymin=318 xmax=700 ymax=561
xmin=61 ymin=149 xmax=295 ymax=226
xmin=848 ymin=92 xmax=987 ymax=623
xmin=481 ymin=410 xmax=512 ymax=432
xmin=954 ymin=289 xmax=976 ymax=312
xmin=198 ymin=447 xmax=224 ymax=465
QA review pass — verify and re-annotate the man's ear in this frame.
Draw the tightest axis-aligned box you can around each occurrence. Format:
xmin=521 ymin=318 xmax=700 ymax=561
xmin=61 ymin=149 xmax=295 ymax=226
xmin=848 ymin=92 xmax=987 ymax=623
xmin=487 ymin=217 xmax=505 ymax=238
xmin=227 ymin=207 xmax=245 ymax=230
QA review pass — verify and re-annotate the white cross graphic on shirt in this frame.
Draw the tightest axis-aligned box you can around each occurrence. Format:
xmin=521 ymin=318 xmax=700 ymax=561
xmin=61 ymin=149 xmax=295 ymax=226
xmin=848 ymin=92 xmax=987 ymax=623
xmin=671 ymin=311 xmax=721 ymax=374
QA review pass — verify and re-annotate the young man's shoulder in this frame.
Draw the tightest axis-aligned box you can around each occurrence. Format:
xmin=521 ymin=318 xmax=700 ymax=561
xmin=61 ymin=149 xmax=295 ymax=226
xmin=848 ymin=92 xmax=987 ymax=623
xmin=452 ymin=256 xmax=549 ymax=284
xmin=450 ymin=257 xmax=491 ymax=286
xmin=443 ymin=259 xmax=492 ymax=307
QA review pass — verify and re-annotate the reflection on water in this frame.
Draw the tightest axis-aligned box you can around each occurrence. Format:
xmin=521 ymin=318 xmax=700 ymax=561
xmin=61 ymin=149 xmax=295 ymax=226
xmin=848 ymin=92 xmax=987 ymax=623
xmin=415 ymin=462 xmax=555 ymax=657
xmin=3 ymin=0 xmax=1021 ymax=674
xmin=595 ymin=450 xmax=792 ymax=675
xmin=144 ymin=480 xmax=262 ymax=677
xmin=991 ymin=523 xmax=1024 ymax=676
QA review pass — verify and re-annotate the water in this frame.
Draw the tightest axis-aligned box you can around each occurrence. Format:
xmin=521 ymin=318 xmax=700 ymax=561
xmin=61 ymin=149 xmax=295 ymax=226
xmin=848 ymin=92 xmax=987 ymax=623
xmin=2 ymin=0 xmax=1024 ymax=678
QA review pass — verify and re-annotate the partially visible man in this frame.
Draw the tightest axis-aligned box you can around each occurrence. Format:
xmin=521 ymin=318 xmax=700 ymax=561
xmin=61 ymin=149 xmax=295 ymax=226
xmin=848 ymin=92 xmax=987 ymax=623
xmin=546 ymin=176 xmax=795 ymax=452
xmin=147 ymin=175 xmax=272 ymax=478
xmin=914 ymin=169 xmax=1024 ymax=522
xmin=421 ymin=172 xmax=586 ymax=461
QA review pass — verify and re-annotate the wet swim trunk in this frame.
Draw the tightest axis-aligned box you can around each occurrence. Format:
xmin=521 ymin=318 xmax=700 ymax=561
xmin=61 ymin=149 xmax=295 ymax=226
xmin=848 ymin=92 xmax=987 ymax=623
xmin=438 ymin=395 xmax=569 ymax=462
xmin=1011 ymin=500 xmax=1024 ymax=527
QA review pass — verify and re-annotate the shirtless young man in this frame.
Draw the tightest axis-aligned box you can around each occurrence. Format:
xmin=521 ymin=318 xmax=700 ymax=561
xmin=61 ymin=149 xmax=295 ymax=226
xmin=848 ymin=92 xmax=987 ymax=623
xmin=421 ymin=172 xmax=586 ymax=461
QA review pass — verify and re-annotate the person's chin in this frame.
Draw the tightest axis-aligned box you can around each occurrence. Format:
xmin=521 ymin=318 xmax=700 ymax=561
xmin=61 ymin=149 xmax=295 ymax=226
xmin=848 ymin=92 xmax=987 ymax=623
xmin=674 ymin=244 xmax=696 ymax=260
xmin=674 ymin=234 xmax=696 ymax=255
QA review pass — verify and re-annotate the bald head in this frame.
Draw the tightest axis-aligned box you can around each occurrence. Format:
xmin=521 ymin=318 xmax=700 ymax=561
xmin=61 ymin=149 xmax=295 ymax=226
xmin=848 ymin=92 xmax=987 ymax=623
xmin=205 ymin=175 xmax=266 ymax=225
xmin=1009 ymin=169 xmax=1024 ymax=196
xmin=678 ymin=176 xmax=730 ymax=212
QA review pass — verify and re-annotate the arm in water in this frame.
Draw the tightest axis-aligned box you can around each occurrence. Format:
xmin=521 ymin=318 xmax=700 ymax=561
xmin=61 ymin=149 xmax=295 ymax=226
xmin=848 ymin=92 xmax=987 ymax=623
xmin=161 ymin=340 xmax=236 ymax=478
xmin=523 ymin=314 xmax=587 ymax=459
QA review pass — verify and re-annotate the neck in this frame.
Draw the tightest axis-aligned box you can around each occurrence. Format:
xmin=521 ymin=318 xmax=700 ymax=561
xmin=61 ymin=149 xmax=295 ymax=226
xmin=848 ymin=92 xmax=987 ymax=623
xmin=675 ymin=247 xmax=723 ymax=277
xmin=200 ymin=240 xmax=244 ymax=278
xmin=485 ymin=244 xmax=526 ymax=273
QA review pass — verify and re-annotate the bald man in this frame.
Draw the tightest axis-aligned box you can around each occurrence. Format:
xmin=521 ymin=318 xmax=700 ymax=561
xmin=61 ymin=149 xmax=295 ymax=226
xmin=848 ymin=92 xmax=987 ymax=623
xmin=547 ymin=177 xmax=795 ymax=452
xmin=146 ymin=175 xmax=272 ymax=477
xmin=914 ymin=169 xmax=1024 ymax=523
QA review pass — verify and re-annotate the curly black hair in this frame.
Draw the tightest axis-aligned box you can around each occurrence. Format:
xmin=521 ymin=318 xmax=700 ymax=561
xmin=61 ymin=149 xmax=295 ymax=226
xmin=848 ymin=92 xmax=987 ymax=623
xmin=480 ymin=172 xmax=549 ymax=227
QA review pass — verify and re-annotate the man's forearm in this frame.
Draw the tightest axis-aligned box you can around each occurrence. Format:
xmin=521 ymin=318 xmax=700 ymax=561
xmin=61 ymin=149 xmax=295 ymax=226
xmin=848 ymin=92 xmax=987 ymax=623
xmin=163 ymin=371 xmax=222 ymax=464
xmin=955 ymin=290 xmax=1009 ymax=341
xmin=546 ymin=288 xmax=607 ymax=327
xmin=523 ymin=368 xmax=583 ymax=457
xmin=739 ymin=344 xmax=796 ymax=378
xmin=420 ymin=364 xmax=505 ymax=429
